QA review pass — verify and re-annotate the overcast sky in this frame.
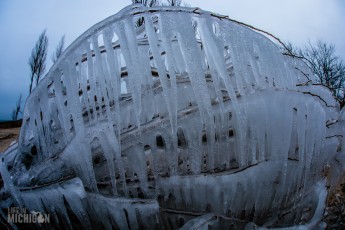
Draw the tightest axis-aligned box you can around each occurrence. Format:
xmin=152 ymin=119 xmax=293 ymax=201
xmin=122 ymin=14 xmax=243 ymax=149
xmin=0 ymin=0 xmax=344 ymax=120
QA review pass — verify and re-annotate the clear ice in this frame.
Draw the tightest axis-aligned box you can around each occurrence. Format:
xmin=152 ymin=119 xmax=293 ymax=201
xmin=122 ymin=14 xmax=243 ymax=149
xmin=1 ymin=4 xmax=345 ymax=229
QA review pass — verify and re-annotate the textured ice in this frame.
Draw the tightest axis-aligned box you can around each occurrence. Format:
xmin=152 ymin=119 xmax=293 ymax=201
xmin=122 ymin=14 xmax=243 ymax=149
xmin=1 ymin=4 xmax=345 ymax=229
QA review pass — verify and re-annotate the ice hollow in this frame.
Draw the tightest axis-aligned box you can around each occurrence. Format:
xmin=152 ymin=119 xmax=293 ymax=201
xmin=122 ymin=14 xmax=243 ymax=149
xmin=1 ymin=4 xmax=345 ymax=229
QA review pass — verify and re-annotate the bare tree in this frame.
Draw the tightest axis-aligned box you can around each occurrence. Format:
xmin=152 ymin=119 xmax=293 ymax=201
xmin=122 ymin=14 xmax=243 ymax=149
xmin=132 ymin=0 xmax=159 ymax=7
xmin=285 ymin=41 xmax=345 ymax=107
xmin=132 ymin=0 xmax=160 ymax=27
xmin=29 ymin=29 xmax=48 ymax=94
xmin=283 ymin=42 xmax=303 ymax=58
xmin=304 ymin=41 xmax=345 ymax=107
xmin=11 ymin=94 xmax=22 ymax=121
xmin=52 ymin=35 xmax=65 ymax=63
xmin=165 ymin=0 xmax=182 ymax=6
xmin=131 ymin=0 xmax=185 ymax=7
xmin=131 ymin=0 xmax=185 ymax=27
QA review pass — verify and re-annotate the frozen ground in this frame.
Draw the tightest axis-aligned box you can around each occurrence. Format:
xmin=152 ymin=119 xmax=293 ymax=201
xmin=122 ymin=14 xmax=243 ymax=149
xmin=0 ymin=127 xmax=19 ymax=153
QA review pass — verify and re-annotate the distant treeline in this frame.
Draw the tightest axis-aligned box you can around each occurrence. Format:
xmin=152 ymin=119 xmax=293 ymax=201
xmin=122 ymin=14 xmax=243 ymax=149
xmin=0 ymin=120 xmax=22 ymax=129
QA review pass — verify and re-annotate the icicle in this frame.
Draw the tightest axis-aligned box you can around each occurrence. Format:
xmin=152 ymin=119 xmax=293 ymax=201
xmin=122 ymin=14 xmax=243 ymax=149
xmin=160 ymin=16 xmax=179 ymax=135
xmin=52 ymin=72 xmax=72 ymax=141
xmin=91 ymin=35 xmax=113 ymax=123
xmin=218 ymin=23 xmax=245 ymax=94
xmin=108 ymin=127 xmax=128 ymax=196
xmin=40 ymin=189 xmax=72 ymax=228
xmin=61 ymin=60 xmax=83 ymax=134
xmin=91 ymin=34 xmax=125 ymax=196
xmin=76 ymin=50 xmax=92 ymax=125
xmin=175 ymin=13 xmax=213 ymax=125
xmin=0 ymin=157 xmax=23 ymax=207
xmin=144 ymin=14 xmax=177 ymax=135
xmin=171 ymin=37 xmax=187 ymax=76
xmin=114 ymin=17 xmax=142 ymax=132
xmin=296 ymin=100 xmax=307 ymax=194
xmin=180 ymin=213 xmax=216 ymax=229
xmin=103 ymin=29 xmax=123 ymax=138
xmin=250 ymin=42 xmax=265 ymax=88
xmin=197 ymin=15 xmax=248 ymax=167
xmin=96 ymin=130 xmax=118 ymax=196
xmin=167 ymin=12 xmax=216 ymax=170
xmin=61 ymin=137 xmax=98 ymax=193
xmin=272 ymin=93 xmax=293 ymax=204
xmin=38 ymin=90 xmax=51 ymax=158
xmin=61 ymin=59 xmax=99 ymax=192
xmin=59 ymin=179 xmax=92 ymax=228
xmin=136 ymin=37 xmax=155 ymax=123
xmin=30 ymin=96 xmax=47 ymax=160
xmin=85 ymin=42 xmax=99 ymax=123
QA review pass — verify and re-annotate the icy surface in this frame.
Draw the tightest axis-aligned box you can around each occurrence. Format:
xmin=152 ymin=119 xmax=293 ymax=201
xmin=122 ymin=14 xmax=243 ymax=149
xmin=1 ymin=4 xmax=345 ymax=229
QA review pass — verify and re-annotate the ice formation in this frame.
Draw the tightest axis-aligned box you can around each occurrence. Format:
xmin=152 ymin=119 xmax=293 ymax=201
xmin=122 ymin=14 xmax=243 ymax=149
xmin=1 ymin=4 xmax=345 ymax=229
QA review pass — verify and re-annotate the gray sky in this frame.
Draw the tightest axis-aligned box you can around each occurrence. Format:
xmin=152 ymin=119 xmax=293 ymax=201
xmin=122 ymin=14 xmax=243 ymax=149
xmin=0 ymin=0 xmax=344 ymax=120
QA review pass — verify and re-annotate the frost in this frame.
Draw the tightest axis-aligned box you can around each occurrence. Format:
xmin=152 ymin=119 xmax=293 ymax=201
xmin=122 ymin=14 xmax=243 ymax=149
xmin=1 ymin=4 xmax=344 ymax=229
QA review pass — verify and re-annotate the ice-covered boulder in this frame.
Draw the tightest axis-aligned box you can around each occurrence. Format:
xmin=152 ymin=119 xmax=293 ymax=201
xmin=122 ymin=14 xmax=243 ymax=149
xmin=1 ymin=4 xmax=344 ymax=229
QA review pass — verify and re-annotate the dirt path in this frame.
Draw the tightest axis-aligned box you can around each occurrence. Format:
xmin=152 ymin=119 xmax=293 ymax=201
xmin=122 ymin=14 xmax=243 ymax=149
xmin=0 ymin=127 xmax=20 ymax=153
